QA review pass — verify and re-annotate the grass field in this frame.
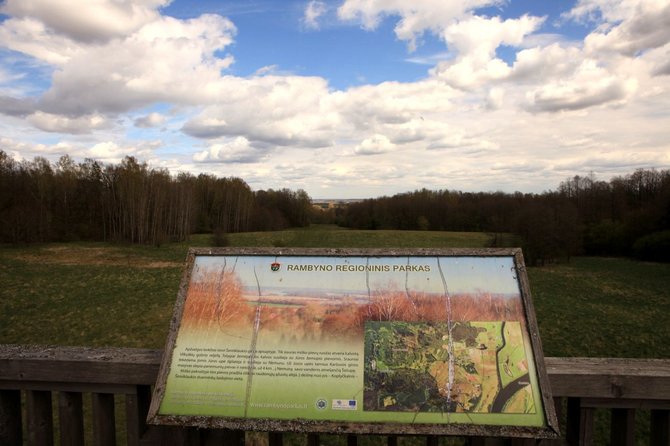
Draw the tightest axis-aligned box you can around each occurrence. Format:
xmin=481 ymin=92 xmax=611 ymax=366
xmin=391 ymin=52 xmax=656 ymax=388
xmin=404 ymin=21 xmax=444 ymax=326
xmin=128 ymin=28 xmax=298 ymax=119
xmin=1 ymin=225 xmax=669 ymax=360
xmin=227 ymin=224 xmax=493 ymax=248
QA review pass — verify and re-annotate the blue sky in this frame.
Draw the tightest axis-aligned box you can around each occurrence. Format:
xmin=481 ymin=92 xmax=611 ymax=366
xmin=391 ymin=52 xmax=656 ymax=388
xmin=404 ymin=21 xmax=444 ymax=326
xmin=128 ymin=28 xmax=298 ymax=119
xmin=1 ymin=0 xmax=669 ymax=198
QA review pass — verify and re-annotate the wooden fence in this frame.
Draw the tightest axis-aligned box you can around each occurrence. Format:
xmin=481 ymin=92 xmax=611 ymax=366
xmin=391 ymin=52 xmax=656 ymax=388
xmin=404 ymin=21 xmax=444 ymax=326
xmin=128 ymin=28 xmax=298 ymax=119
xmin=1 ymin=345 xmax=669 ymax=446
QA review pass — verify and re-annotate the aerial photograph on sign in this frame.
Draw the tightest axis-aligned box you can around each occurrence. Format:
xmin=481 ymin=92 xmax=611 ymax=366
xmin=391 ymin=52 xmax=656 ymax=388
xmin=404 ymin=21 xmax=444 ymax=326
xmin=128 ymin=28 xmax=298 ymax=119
xmin=155 ymin=253 xmax=547 ymax=429
xmin=364 ymin=320 xmax=533 ymax=414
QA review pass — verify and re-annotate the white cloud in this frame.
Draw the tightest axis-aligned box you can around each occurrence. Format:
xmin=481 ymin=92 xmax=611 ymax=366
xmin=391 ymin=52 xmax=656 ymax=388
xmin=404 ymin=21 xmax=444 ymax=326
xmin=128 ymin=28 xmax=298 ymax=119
xmin=426 ymin=131 xmax=499 ymax=152
xmin=184 ymin=77 xmax=465 ymax=161
xmin=337 ymin=0 xmax=504 ymax=51
xmin=354 ymin=134 xmax=394 ymax=155
xmin=0 ymin=0 xmax=169 ymax=43
xmin=383 ymin=118 xmax=430 ymax=144
xmin=26 ymin=111 xmax=108 ymax=133
xmin=341 ymin=80 xmax=460 ymax=131
xmin=582 ymin=2 xmax=670 ymax=56
xmin=0 ymin=136 xmax=161 ymax=165
xmin=0 ymin=95 xmax=36 ymax=117
xmin=0 ymin=12 xmax=236 ymax=118
xmin=524 ymin=60 xmax=638 ymax=112
xmin=88 ymin=140 xmax=160 ymax=162
xmin=553 ymin=150 xmax=670 ymax=173
xmin=653 ymin=55 xmax=670 ymax=76
xmin=254 ymin=65 xmax=279 ymax=76
xmin=0 ymin=69 xmax=11 ymax=85
xmin=36 ymin=14 xmax=236 ymax=116
xmin=0 ymin=17 xmax=85 ymax=65
xmin=485 ymin=87 xmax=504 ymax=109
xmin=0 ymin=137 xmax=72 ymax=159
xmin=405 ymin=51 xmax=453 ymax=66
xmin=565 ymin=0 xmax=654 ymax=25
xmin=431 ymin=15 xmax=544 ymax=90
xmin=303 ymin=1 xmax=328 ymax=30
xmin=183 ymin=74 xmax=339 ymax=148
xmin=443 ymin=14 xmax=544 ymax=57
xmin=134 ymin=112 xmax=166 ymax=128
xmin=508 ymin=44 xmax=583 ymax=84
xmin=519 ymin=33 xmax=567 ymax=49
xmin=193 ymin=136 xmax=269 ymax=164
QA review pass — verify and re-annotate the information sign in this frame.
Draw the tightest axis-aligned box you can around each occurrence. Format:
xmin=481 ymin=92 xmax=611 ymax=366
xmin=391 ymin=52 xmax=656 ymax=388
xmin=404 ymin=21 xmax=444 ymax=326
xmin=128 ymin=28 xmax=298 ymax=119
xmin=148 ymin=248 xmax=559 ymax=438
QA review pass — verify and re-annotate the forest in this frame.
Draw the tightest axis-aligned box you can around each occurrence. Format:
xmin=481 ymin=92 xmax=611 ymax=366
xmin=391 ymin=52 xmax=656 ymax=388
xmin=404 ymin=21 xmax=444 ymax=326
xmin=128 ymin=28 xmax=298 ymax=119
xmin=336 ymin=169 xmax=670 ymax=265
xmin=0 ymin=151 xmax=312 ymax=246
xmin=1 ymin=150 xmax=668 ymax=264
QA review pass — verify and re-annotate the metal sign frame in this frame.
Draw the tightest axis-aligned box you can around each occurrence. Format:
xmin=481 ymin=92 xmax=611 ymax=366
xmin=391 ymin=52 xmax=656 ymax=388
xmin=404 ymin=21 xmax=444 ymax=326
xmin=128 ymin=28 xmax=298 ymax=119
xmin=148 ymin=248 xmax=559 ymax=439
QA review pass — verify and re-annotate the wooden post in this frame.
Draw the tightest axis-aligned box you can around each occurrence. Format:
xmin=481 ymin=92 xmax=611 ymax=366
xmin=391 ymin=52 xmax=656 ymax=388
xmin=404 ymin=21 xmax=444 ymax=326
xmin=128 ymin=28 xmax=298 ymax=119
xmin=58 ymin=391 xmax=84 ymax=446
xmin=126 ymin=384 xmax=151 ymax=446
xmin=269 ymin=431 xmax=283 ymax=446
xmin=203 ymin=429 xmax=232 ymax=446
xmin=468 ymin=438 xmax=505 ymax=446
xmin=650 ymin=409 xmax=670 ymax=446
xmin=27 ymin=390 xmax=54 ymax=446
xmin=0 ymin=389 xmax=22 ymax=446
xmin=201 ymin=429 xmax=221 ymax=446
xmin=153 ymin=425 xmax=188 ymax=446
xmin=565 ymin=397 xmax=581 ymax=446
xmin=425 ymin=435 xmax=439 ymax=446
xmin=347 ymin=434 xmax=358 ymax=446
xmin=538 ymin=397 xmax=564 ymax=446
xmin=579 ymin=406 xmax=595 ymax=446
xmin=510 ymin=439 xmax=537 ymax=445
xmin=222 ymin=429 xmax=245 ymax=446
xmin=387 ymin=435 xmax=398 ymax=446
xmin=307 ymin=433 xmax=320 ymax=446
xmin=610 ymin=408 xmax=635 ymax=446
xmin=92 ymin=392 xmax=116 ymax=446
xmin=184 ymin=427 xmax=201 ymax=446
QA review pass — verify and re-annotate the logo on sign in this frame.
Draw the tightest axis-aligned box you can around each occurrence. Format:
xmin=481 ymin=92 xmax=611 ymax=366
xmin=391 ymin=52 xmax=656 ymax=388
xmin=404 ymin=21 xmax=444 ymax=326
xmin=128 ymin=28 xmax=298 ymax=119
xmin=271 ymin=262 xmax=281 ymax=272
xmin=315 ymin=398 xmax=328 ymax=410
xmin=332 ymin=399 xmax=357 ymax=410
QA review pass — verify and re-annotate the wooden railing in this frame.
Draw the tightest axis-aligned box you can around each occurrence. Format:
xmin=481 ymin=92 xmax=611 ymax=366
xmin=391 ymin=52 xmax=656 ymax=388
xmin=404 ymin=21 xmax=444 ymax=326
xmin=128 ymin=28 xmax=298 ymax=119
xmin=1 ymin=345 xmax=669 ymax=446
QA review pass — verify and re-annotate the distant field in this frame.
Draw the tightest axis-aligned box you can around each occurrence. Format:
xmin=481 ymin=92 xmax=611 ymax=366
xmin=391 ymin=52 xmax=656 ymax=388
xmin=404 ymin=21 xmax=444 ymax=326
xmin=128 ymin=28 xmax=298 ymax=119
xmin=1 ymin=225 xmax=668 ymax=359
xmin=226 ymin=224 xmax=494 ymax=248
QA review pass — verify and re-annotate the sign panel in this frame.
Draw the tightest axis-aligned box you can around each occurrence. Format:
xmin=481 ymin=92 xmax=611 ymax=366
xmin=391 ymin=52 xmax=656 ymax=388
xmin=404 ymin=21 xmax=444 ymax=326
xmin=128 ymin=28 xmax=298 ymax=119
xmin=148 ymin=248 xmax=559 ymax=438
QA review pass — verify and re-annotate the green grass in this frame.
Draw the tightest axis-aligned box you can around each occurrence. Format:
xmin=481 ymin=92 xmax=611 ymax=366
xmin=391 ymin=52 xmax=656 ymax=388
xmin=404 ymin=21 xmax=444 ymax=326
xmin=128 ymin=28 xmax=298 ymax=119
xmin=529 ymin=257 xmax=670 ymax=358
xmin=1 ymin=225 xmax=669 ymax=361
xmin=1 ymin=225 xmax=667 ymax=446
xmin=0 ymin=246 xmax=179 ymax=347
xmin=225 ymin=224 xmax=492 ymax=248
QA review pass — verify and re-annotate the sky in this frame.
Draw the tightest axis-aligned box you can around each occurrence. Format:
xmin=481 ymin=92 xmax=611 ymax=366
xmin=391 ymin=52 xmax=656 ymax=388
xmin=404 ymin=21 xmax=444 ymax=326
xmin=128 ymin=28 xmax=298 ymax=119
xmin=1 ymin=0 xmax=669 ymax=199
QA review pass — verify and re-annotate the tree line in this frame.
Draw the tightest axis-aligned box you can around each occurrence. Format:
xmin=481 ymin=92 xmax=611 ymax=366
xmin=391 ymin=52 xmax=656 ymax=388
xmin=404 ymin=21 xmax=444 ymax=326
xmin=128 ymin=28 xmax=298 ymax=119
xmin=336 ymin=169 xmax=670 ymax=264
xmin=0 ymin=151 xmax=312 ymax=245
xmin=2 ymin=150 xmax=668 ymax=263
